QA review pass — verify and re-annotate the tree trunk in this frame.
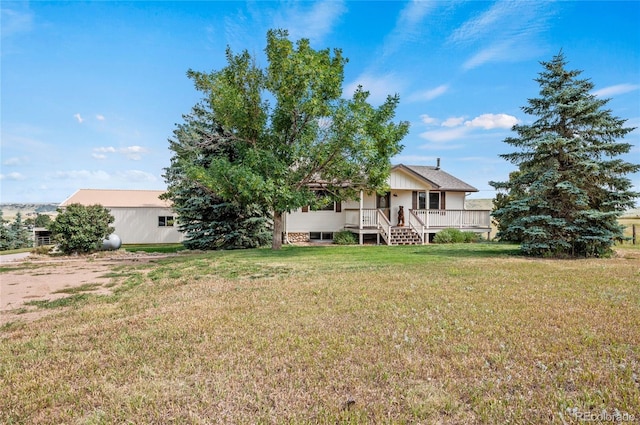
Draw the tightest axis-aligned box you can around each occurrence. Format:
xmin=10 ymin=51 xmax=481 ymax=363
xmin=272 ymin=210 xmax=283 ymax=250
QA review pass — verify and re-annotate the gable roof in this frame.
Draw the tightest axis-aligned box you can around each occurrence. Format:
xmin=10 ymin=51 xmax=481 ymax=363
xmin=60 ymin=189 xmax=172 ymax=208
xmin=393 ymin=164 xmax=478 ymax=192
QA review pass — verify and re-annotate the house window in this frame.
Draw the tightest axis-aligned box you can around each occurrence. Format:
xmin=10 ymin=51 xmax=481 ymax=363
xmin=158 ymin=216 xmax=174 ymax=227
xmin=311 ymin=190 xmax=336 ymax=211
xmin=303 ymin=190 xmax=341 ymax=212
xmin=418 ymin=192 xmax=427 ymax=209
xmin=429 ymin=192 xmax=441 ymax=210
xmin=310 ymin=232 xmax=333 ymax=240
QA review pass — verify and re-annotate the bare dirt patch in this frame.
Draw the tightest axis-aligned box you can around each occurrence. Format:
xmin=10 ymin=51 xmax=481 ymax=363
xmin=0 ymin=251 xmax=174 ymax=324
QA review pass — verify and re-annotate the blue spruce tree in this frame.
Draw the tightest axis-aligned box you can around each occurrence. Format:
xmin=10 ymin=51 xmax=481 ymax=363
xmin=490 ymin=52 xmax=639 ymax=257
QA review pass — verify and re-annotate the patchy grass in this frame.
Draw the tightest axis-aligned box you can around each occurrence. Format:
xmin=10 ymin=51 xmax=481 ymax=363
xmin=23 ymin=293 xmax=91 ymax=310
xmin=1 ymin=243 xmax=638 ymax=424
xmin=52 ymin=283 xmax=103 ymax=295
xmin=122 ymin=243 xmax=186 ymax=253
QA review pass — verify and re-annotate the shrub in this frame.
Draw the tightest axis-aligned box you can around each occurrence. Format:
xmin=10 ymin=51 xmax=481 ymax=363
xmin=49 ymin=204 xmax=115 ymax=254
xmin=463 ymin=231 xmax=481 ymax=243
xmin=434 ymin=229 xmax=480 ymax=244
xmin=31 ymin=245 xmax=53 ymax=255
xmin=333 ymin=230 xmax=358 ymax=245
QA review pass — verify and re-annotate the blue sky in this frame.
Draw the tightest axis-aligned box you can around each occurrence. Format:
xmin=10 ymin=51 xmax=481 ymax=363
xmin=1 ymin=1 xmax=639 ymax=204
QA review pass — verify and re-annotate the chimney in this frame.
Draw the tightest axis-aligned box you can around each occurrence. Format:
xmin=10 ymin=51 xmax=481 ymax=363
xmin=436 ymin=158 xmax=441 ymax=170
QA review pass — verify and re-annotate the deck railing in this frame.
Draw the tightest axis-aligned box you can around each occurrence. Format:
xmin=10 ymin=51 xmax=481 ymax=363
xmin=408 ymin=210 xmax=425 ymax=243
xmin=345 ymin=208 xmax=381 ymax=228
xmin=377 ymin=209 xmax=392 ymax=245
xmin=346 ymin=208 xmax=491 ymax=229
xmin=412 ymin=209 xmax=491 ymax=229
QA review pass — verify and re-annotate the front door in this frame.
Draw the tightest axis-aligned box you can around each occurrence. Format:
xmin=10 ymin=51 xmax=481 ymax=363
xmin=376 ymin=192 xmax=391 ymax=220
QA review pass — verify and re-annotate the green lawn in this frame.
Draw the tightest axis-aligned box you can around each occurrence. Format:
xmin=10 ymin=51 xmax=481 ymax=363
xmin=122 ymin=243 xmax=186 ymax=253
xmin=1 ymin=243 xmax=638 ymax=424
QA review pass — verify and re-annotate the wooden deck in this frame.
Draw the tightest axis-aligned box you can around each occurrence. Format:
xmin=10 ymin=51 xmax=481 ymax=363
xmin=344 ymin=208 xmax=492 ymax=244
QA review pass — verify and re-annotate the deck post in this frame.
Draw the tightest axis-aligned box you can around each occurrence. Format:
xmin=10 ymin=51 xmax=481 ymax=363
xmin=359 ymin=190 xmax=363 ymax=230
xmin=359 ymin=190 xmax=364 ymax=245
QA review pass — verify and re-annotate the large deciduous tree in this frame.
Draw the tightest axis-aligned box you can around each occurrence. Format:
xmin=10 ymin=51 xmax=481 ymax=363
xmin=185 ymin=29 xmax=409 ymax=249
xmin=490 ymin=52 xmax=639 ymax=257
xmin=162 ymin=105 xmax=272 ymax=250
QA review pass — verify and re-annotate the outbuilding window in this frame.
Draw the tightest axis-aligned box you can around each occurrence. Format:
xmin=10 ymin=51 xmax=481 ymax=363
xmin=158 ymin=216 xmax=174 ymax=227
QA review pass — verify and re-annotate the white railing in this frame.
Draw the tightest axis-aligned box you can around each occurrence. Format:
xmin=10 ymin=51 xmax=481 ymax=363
xmin=345 ymin=208 xmax=383 ymax=228
xmin=345 ymin=208 xmax=490 ymax=231
xmin=412 ymin=209 xmax=491 ymax=229
xmin=344 ymin=209 xmax=360 ymax=227
xmin=408 ymin=210 xmax=425 ymax=244
xmin=377 ymin=209 xmax=392 ymax=245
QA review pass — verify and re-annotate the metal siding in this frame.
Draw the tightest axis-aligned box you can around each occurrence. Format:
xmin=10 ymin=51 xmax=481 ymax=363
xmin=109 ymin=207 xmax=184 ymax=244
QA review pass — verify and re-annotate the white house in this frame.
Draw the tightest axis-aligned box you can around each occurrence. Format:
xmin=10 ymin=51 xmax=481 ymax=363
xmin=60 ymin=189 xmax=184 ymax=244
xmin=285 ymin=163 xmax=491 ymax=245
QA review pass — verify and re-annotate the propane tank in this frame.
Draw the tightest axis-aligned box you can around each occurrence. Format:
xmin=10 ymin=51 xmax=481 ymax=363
xmin=102 ymin=234 xmax=122 ymax=250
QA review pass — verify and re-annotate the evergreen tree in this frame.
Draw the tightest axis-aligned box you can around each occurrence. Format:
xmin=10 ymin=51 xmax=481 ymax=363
xmin=7 ymin=212 xmax=33 ymax=250
xmin=490 ymin=52 xmax=639 ymax=257
xmin=0 ymin=211 xmax=11 ymax=250
xmin=162 ymin=104 xmax=272 ymax=250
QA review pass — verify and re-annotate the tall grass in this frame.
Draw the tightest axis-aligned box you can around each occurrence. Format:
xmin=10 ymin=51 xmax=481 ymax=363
xmin=1 ymin=243 xmax=638 ymax=424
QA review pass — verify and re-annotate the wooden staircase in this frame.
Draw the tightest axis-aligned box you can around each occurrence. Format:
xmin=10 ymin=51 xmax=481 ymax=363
xmin=385 ymin=226 xmax=423 ymax=245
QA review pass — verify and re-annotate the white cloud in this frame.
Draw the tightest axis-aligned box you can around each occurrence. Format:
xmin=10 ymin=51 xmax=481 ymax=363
xmin=119 ymin=145 xmax=149 ymax=160
xmin=418 ymin=113 xmax=519 ymax=144
xmin=378 ymin=0 xmax=437 ymax=60
xmin=116 ymin=170 xmax=157 ymax=182
xmin=96 ymin=114 xmax=105 ymax=121
xmin=593 ymin=84 xmax=640 ymax=98
xmin=420 ymin=114 xmax=439 ymax=125
xmin=0 ymin=172 xmax=26 ymax=181
xmin=272 ymin=0 xmax=346 ymax=43
xmin=462 ymin=41 xmax=514 ymax=70
xmin=94 ymin=146 xmax=117 ymax=153
xmin=74 ymin=113 xmax=84 ymax=123
xmin=345 ymin=73 xmax=405 ymax=105
xmin=2 ymin=156 xmax=28 ymax=166
xmin=450 ymin=2 xmax=552 ymax=70
xmin=464 ymin=113 xmax=518 ymax=130
xmin=120 ymin=145 xmax=147 ymax=154
xmin=449 ymin=2 xmax=518 ymax=45
xmin=409 ymin=84 xmax=449 ymax=102
xmin=92 ymin=145 xmax=148 ymax=160
xmin=420 ymin=126 xmax=469 ymax=143
xmin=50 ymin=170 xmax=110 ymax=180
xmin=442 ymin=117 xmax=465 ymax=128
xmin=398 ymin=0 xmax=434 ymax=28
xmin=1 ymin=8 xmax=33 ymax=38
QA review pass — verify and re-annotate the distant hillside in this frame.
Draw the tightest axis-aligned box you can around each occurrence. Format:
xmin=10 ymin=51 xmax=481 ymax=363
xmin=465 ymin=198 xmax=493 ymax=210
xmin=1 ymin=203 xmax=59 ymax=220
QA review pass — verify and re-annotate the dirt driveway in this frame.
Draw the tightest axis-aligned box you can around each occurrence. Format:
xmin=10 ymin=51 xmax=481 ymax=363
xmin=0 ymin=251 xmax=173 ymax=325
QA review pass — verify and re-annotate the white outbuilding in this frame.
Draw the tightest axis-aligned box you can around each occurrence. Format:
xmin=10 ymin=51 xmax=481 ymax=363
xmin=60 ymin=189 xmax=184 ymax=244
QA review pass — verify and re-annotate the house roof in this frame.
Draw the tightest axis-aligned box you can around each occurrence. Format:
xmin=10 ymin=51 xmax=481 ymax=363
xmin=393 ymin=164 xmax=478 ymax=192
xmin=60 ymin=189 xmax=172 ymax=208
